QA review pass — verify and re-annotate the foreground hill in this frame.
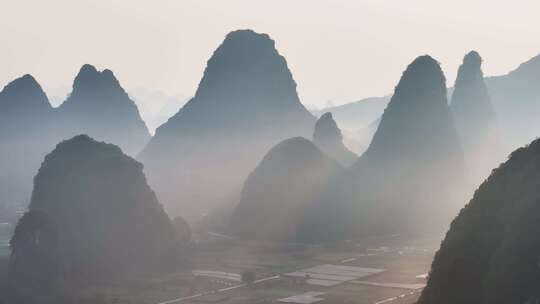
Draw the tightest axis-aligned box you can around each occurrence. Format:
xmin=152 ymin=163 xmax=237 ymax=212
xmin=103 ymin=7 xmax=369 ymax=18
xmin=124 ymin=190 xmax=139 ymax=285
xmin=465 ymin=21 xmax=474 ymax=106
xmin=344 ymin=55 xmax=470 ymax=236
xmin=419 ymin=138 xmax=540 ymax=304
xmin=140 ymin=29 xmax=316 ymax=221
xmin=57 ymin=64 xmax=150 ymax=155
xmin=229 ymin=137 xmax=344 ymax=242
xmin=7 ymin=135 xmax=176 ymax=304
xmin=451 ymin=51 xmax=502 ymax=185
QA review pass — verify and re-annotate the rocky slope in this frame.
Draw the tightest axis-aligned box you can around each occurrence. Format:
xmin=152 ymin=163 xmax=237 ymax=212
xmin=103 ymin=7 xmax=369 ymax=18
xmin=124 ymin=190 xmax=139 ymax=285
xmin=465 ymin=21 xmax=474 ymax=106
xmin=419 ymin=138 xmax=540 ymax=304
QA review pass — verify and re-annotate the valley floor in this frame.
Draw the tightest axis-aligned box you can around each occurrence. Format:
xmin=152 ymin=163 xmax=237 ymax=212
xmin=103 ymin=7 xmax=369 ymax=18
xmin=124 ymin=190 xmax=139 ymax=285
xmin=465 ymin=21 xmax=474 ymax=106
xmin=75 ymin=234 xmax=439 ymax=304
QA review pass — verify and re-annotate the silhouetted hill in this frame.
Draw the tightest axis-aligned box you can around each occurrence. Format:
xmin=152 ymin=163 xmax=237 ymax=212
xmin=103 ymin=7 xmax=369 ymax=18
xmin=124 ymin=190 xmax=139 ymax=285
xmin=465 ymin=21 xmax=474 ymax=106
xmin=229 ymin=137 xmax=344 ymax=242
xmin=140 ymin=29 xmax=316 ymax=221
xmin=313 ymin=112 xmax=357 ymax=166
xmin=344 ymin=55 xmax=469 ymax=236
xmin=312 ymin=97 xmax=389 ymax=131
xmin=0 ymin=75 xmax=51 ymax=123
xmin=7 ymin=135 xmax=176 ymax=304
xmin=57 ymin=65 xmax=150 ymax=155
xmin=451 ymin=51 xmax=502 ymax=184
xmin=313 ymin=97 xmax=389 ymax=154
xmin=0 ymin=75 xmax=55 ymax=204
xmin=419 ymin=138 xmax=540 ymax=304
xmin=485 ymin=54 xmax=540 ymax=150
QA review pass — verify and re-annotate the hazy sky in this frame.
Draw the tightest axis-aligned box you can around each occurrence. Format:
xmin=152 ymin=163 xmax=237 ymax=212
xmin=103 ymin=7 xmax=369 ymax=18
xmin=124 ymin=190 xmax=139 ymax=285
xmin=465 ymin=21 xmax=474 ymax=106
xmin=2 ymin=0 xmax=540 ymax=109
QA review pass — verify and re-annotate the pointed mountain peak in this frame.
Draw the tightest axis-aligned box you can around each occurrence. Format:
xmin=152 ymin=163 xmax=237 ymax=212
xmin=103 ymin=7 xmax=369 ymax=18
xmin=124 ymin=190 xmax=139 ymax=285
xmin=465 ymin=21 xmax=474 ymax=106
xmin=3 ymin=74 xmax=43 ymax=94
xmin=314 ymin=112 xmax=343 ymax=143
xmin=141 ymin=29 xmax=315 ymax=220
xmin=360 ymin=53 xmax=460 ymax=172
xmin=222 ymin=29 xmax=274 ymax=48
xmin=391 ymin=55 xmax=446 ymax=106
xmin=453 ymin=51 xmax=490 ymax=102
xmin=382 ymin=55 xmax=447 ymax=113
xmin=59 ymin=64 xmax=150 ymax=155
xmin=410 ymin=55 xmax=440 ymax=68
xmin=0 ymin=74 xmax=51 ymax=112
xmin=72 ymin=64 xmax=121 ymax=92
xmin=463 ymin=50 xmax=482 ymax=67
xmin=313 ymin=112 xmax=357 ymax=166
xmin=73 ymin=64 xmax=99 ymax=84
xmin=194 ymin=28 xmax=300 ymax=104
xmin=451 ymin=51 xmax=499 ymax=184
xmin=404 ymin=55 xmax=444 ymax=82
xmin=79 ymin=63 xmax=99 ymax=75
xmin=454 ymin=51 xmax=484 ymax=86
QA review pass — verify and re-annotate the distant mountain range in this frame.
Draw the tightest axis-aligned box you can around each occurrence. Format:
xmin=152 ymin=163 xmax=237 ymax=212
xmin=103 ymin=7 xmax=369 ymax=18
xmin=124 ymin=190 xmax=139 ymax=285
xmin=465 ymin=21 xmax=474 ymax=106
xmin=485 ymin=54 xmax=540 ymax=151
xmin=315 ymin=53 xmax=540 ymax=156
xmin=1 ymin=29 xmax=539 ymax=241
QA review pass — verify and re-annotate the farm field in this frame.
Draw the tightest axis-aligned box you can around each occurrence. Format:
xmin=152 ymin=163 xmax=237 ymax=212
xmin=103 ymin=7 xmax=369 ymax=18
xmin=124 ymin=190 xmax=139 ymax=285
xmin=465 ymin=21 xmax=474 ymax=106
xmin=77 ymin=233 xmax=438 ymax=304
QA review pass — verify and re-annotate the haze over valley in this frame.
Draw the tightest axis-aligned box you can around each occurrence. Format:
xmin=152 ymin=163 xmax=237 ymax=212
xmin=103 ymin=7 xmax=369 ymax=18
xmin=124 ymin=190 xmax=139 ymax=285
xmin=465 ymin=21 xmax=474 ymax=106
xmin=1 ymin=2 xmax=540 ymax=304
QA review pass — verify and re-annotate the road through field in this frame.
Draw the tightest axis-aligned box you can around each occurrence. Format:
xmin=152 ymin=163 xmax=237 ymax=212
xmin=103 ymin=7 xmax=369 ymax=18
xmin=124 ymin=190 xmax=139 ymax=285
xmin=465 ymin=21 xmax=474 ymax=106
xmin=156 ymin=275 xmax=279 ymax=304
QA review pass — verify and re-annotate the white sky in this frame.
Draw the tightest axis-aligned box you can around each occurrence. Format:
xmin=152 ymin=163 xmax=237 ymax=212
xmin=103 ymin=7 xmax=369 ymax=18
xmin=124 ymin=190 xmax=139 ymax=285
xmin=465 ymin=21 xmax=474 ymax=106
xmin=1 ymin=0 xmax=539 ymax=109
